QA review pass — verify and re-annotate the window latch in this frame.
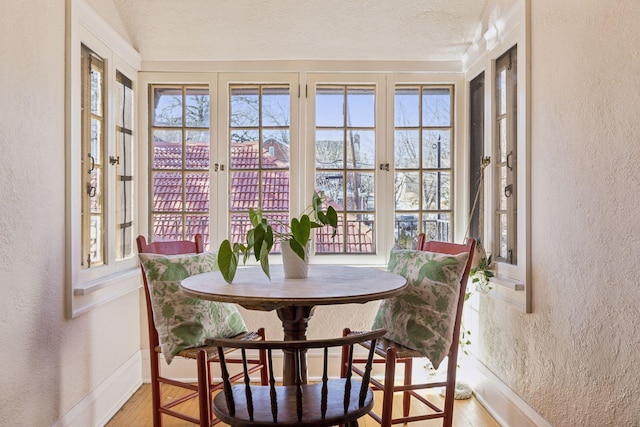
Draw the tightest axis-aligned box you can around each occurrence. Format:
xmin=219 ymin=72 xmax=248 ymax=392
xmin=214 ymin=163 xmax=225 ymax=172
xmin=379 ymin=163 xmax=389 ymax=171
xmin=504 ymin=183 xmax=513 ymax=198
xmin=109 ymin=155 xmax=120 ymax=165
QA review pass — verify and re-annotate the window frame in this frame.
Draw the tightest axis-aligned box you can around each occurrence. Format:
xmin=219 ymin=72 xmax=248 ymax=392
xmin=306 ymin=73 xmax=386 ymax=265
xmin=139 ymin=69 xmax=466 ymax=270
xmin=463 ymin=0 xmax=531 ymax=312
xmin=66 ymin=0 xmax=141 ymax=318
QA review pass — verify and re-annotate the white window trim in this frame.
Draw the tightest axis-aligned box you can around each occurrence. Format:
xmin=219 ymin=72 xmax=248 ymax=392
xmin=66 ymin=0 xmax=141 ymax=317
xmin=463 ymin=0 xmax=531 ymax=312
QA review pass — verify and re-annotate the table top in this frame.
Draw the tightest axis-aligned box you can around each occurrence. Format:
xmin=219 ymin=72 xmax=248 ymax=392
xmin=180 ymin=265 xmax=407 ymax=311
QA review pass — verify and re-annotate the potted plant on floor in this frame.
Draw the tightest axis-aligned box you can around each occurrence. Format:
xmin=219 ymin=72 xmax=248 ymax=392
xmin=217 ymin=191 xmax=338 ymax=283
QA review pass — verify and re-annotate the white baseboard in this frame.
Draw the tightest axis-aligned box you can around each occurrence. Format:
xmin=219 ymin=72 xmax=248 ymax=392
xmin=467 ymin=356 xmax=552 ymax=427
xmin=52 ymin=352 xmax=142 ymax=427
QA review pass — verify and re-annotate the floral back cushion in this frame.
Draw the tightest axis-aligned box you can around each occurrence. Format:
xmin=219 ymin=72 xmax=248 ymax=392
xmin=139 ymin=251 xmax=247 ymax=364
xmin=372 ymin=247 xmax=469 ymax=369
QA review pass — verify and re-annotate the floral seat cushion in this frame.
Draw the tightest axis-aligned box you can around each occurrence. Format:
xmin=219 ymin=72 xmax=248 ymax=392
xmin=372 ymin=247 xmax=469 ymax=369
xmin=139 ymin=251 xmax=247 ymax=364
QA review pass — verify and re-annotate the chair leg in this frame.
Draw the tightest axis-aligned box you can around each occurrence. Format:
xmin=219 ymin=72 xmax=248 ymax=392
xmin=381 ymin=348 xmax=397 ymax=427
xmin=150 ymin=352 xmax=162 ymax=427
xmin=402 ymin=358 xmax=413 ymax=417
xmin=196 ymin=350 xmax=211 ymax=427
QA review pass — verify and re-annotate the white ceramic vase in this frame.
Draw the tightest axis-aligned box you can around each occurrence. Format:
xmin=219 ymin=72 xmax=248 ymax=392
xmin=281 ymin=240 xmax=309 ymax=279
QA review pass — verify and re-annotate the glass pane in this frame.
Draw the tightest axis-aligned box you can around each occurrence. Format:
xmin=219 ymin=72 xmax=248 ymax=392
xmin=230 ymin=137 xmax=259 ymax=169
xmin=316 ymin=86 xmax=344 ymax=127
xmin=316 ymin=172 xmax=344 ymax=208
xmin=153 ymin=131 xmax=182 ymax=169
xmin=346 ymin=214 xmax=375 ymax=253
xmin=394 ymin=214 xmax=419 ymax=248
xmin=316 ymin=214 xmax=344 ymax=254
xmin=186 ymin=215 xmax=209 ymax=245
xmin=394 ymin=172 xmax=419 ymax=210
xmin=394 ymin=130 xmax=419 ymax=168
xmin=230 ymin=171 xmax=259 ymax=211
xmin=230 ymin=213 xmax=250 ymax=244
xmin=262 ymin=86 xmax=290 ymax=127
xmin=316 ymin=130 xmax=344 ymax=169
xmin=500 ymin=166 xmax=507 ymax=210
xmin=346 ymin=172 xmax=374 ymax=211
xmin=185 ymin=172 xmax=209 ymax=212
xmin=395 ymin=87 xmax=419 ymax=127
xmin=90 ymin=119 xmax=102 ymax=163
xmin=123 ymin=85 xmax=133 ymax=129
xmin=186 ymin=131 xmax=209 ymax=170
xmin=499 ymin=213 xmax=507 ymax=258
xmin=118 ymin=180 xmax=133 ymax=223
xmin=230 ymin=128 xmax=259 ymax=144
xmin=90 ymin=215 xmax=103 ymax=265
xmin=116 ymin=83 xmax=124 ymax=128
xmin=118 ymin=131 xmax=133 ymax=176
xmin=116 ymin=223 xmax=132 ymax=261
xmin=89 ymin=168 xmax=102 ymax=213
xmin=422 ymin=171 xmax=450 ymax=210
xmin=497 ymin=69 xmax=507 ymax=115
xmin=185 ymin=88 xmax=209 ymax=127
xmin=153 ymin=172 xmax=182 ymax=212
xmin=422 ymin=213 xmax=451 ymax=241
xmin=347 ymin=87 xmax=375 ymax=127
xmin=231 ymin=87 xmax=259 ymax=127
xmin=499 ymin=118 xmax=507 ymax=161
xmin=346 ymin=131 xmax=375 ymax=169
xmin=261 ymin=170 xmax=289 ymax=211
xmin=90 ymin=68 xmax=103 ymax=116
xmin=422 ymin=130 xmax=451 ymax=168
xmin=262 ymin=130 xmax=290 ymax=168
xmin=153 ymin=214 xmax=183 ymax=240
xmin=153 ymin=87 xmax=182 ymax=127
xmin=422 ymin=88 xmax=451 ymax=127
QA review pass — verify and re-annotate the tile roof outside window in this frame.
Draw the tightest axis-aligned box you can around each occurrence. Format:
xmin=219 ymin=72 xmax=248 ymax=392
xmin=153 ymin=141 xmax=373 ymax=252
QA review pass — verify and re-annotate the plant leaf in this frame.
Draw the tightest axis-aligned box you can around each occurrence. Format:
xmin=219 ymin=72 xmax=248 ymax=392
xmin=258 ymin=240 xmax=271 ymax=279
xmin=291 ymin=214 xmax=311 ymax=247
xmin=289 ymin=238 xmax=306 ymax=260
xmin=217 ymin=239 xmax=238 ymax=284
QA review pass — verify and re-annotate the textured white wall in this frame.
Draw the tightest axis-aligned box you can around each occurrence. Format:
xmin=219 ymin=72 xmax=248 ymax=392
xmin=0 ymin=1 xmax=141 ymax=425
xmin=476 ymin=1 xmax=640 ymax=425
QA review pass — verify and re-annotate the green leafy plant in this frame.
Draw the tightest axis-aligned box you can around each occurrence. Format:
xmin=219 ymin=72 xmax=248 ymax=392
xmin=217 ymin=191 xmax=338 ymax=283
xmin=469 ymin=238 xmax=493 ymax=293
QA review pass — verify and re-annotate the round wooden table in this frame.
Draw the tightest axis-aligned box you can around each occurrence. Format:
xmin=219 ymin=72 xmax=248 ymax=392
xmin=180 ymin=264 xmax=407 ymax=385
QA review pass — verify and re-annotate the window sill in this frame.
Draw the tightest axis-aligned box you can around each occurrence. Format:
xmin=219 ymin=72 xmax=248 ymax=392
xmin=69 ymin=267 xmax=141 ymax=318
xmin=485 ymin=273 xmax=528 ymax=312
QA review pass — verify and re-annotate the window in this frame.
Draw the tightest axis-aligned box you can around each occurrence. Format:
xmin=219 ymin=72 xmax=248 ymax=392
xmin=393 ymin=85 xmax=454 ymax=248
xmin=143 ymin=72 xmax=465 ymax=268
xmin=494 ymin=46 xmax=517 ymax=265
xmin=463 ymin=0 xmax=530 ymax=312
xmin=80 ymin=45 xmax=106 ymax=268
xmin=315 ymin=85 xmax=376 ymax=254
xmin=67 ymin=0 xmax=140 ymax=317
xmin=149 ymin=85 xmax=211 ymax=246
xmin=228 ymin=84 xmax=291 ymax=252
xmin=115 ymin=71 xmax=135 ymax=260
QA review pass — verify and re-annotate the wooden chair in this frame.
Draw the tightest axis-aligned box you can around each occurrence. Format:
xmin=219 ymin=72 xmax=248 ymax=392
xmin=208 ymin=329 xmax=387 ymax=427
xmin=342 ymin=235 xmax=476 ymax=426
xmin=137 ymin=234 xmax=268 ymax=427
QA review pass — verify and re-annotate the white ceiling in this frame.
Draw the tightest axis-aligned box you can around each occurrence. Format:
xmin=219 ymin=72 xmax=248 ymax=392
xmin=112 ymin=0 xmax=495 ymax=62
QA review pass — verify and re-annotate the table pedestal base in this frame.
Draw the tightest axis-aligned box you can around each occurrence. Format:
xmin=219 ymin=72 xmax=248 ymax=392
xmin=277 ymin=305 xmax=315 ymax=386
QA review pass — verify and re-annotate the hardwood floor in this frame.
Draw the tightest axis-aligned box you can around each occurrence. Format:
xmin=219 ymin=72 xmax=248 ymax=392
xmin=106 ymin=383 xmax=499 ymax=427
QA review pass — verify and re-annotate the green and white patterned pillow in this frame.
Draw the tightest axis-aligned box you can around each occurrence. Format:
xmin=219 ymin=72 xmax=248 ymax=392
xmin=372 ymin=247 xmax=469 ymax=369
xmin=139 ymin=251 xmax=247 ymax=364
